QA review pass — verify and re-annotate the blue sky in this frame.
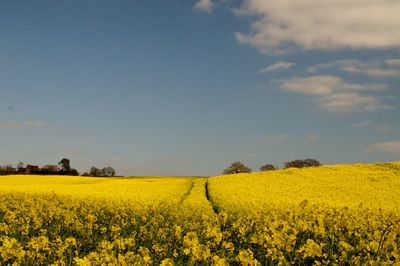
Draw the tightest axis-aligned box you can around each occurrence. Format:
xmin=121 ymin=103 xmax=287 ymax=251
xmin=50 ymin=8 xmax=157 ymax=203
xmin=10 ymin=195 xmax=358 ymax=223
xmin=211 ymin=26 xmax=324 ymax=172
xmin=0 ymin=0 xmax=399 ymax=176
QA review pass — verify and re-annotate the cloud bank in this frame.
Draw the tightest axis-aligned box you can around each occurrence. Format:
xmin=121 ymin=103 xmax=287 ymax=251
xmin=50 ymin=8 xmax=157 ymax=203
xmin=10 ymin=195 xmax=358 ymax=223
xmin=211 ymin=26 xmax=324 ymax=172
xmin=234 ymin=0 xmax=400 ymax=54
xmin=280 ymin=75 xmax=390 ymax=112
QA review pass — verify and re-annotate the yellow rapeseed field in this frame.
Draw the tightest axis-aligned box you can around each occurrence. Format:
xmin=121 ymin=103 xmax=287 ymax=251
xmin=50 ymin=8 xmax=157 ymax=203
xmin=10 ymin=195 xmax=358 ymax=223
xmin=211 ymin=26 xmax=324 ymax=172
xmin=0 ymin=162 xmax=399 ymax=265
xmin=208 ymin=162 xmax=400 ymax=213
xmin=0 ymin=175 xmax=192 ymax=205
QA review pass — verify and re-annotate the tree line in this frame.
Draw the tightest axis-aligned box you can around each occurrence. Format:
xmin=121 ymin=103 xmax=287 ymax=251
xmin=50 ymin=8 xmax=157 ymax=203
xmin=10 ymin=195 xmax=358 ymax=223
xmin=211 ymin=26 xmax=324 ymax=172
xmin=1 ymin=157 xmax=321 ymax=176
xmin=222 ymin=159 xmax=321 ymax=174
xmin=0 ymin=158 xmax=116 ymax=177
xmin=82 ymin=167 xmax=116 ymax=177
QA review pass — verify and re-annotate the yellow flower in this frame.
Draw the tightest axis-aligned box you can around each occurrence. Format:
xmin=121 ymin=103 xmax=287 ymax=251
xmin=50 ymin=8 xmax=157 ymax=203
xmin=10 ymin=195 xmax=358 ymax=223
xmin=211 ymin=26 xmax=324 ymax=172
xmin=298 ymin=239 xmax=323 ymax=258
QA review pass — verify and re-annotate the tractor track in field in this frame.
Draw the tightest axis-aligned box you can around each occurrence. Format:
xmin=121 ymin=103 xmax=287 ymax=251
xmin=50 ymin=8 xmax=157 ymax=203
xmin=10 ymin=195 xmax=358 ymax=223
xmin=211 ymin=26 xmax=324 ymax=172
xmin=205 ymin=180 xmax=219 ymax=215
xmin=179 ymin=180 xmax=194 ymax=204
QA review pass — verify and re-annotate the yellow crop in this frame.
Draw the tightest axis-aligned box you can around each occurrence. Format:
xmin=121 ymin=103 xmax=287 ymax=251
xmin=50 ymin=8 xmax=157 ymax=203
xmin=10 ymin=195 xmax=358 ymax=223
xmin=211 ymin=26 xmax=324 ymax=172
xmin=0 ymin=162 xmax=399 ymax=265
xmin=0 ymin=175 xmax=191 ymax=205
xmin=208 ymin=162 xmax=400 ymax=213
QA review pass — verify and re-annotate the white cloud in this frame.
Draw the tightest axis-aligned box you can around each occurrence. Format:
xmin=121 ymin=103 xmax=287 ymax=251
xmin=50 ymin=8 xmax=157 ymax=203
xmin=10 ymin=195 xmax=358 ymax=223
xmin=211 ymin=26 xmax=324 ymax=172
xmin=280 ymin=75 xmax=390 ymax=112
xmin=281 ymin=75 xmax=351 ymax=95
xmin=308 ymin=59 xmax=400 ymax=77
xmin=317 ymin=92 xmax=382 ymax=112
xmin=304 ymin=134 xmax=320 ymax=143
xmin=194 ymin=0 xmax=213 ymax=12
xmin=259 ymin=61 xmax=294 ymax=73
xmin=386 ymin=58 xmax=400 ymax=66
xmin=234 ymin=0 xmax=400 ymax=54
xmin=1 ymin=120 xmax=48 ymax=129
xmin=280 ymin=75 xmax=386 ymax=95
xmin=369 ymin=141 xmax=400 ymax=154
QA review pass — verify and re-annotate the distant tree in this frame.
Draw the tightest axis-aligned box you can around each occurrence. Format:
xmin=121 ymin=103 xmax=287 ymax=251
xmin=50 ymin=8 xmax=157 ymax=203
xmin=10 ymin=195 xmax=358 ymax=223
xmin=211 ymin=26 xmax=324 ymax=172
xmin=102 ymin=166 xmax=116 ymax=177
xmin=57 ymin=158 xmax=79 ymax=175
xmin=4 ymin=164 xmax=13 ymax=171
xmin=223 ymin=162 xmax=252 ymax=175
xmin=41 ymin=165 xmax=59 ymax=175
xmin=304 ymin=159 xmax=321 ymax=167
xmin=0 ymin=164 xmax=14 ymax=175
xmin=284 ymin=159 xmax=321 ymax=169
xmin=90 ymin=167 xmax=103 ymax=177
xmin=42 ymin=165 xmax=59 ymax=172
xmin=58 ymin=158 xmax=71 ymax=172
xmin=260 ymin=164 xmax=278 ymax=171
xmin=82 ymin=172 xmax=90 ymax=176
xmin=17 ymin=162 xmax=24 ymax=169
xmin=68 ymin=168 xmax=79 ymax=176
xmin=88 ymin=166 xmax=115 ymax=177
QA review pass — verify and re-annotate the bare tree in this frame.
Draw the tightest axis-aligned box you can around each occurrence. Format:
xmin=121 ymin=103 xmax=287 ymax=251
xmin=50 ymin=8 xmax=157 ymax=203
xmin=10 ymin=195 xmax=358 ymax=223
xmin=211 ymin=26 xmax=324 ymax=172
xmin=102 ymin=166 xmax=116 ymax=177
xmin=90 ymin=167 xmax=102 ymax=177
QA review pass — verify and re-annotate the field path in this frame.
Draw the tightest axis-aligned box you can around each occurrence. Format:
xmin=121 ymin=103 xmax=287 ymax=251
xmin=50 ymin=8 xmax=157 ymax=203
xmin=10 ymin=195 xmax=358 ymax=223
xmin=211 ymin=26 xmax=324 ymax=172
xmin=180 ymin=178 xmax=217 ymax=217
xmin=179 ymin=179 xmax=194 ymax=204
xmin=205 ymin=180 xmax=219 ymax=215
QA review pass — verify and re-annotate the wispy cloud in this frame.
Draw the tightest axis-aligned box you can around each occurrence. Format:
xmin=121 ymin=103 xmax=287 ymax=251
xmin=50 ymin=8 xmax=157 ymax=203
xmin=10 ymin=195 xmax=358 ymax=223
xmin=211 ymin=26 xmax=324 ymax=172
xmin=308 ymin=59 xmax=400 ymax=78
xmin=351 ymin=121 xmax=371 ymax=128
xmin=24 ymin=121 xmax=48 ymax=127
xmin=280 ymin=75 xmax=390 ymax=112
xmin=386 ymin=58 xmax=400 ymax=66
xmin=263 ymin=134 xmax=293 ymax=143
xmin=351 ymin=121 xmax=396 ymax=133
xmin=111 ymin=156 xmax=123 ymax=162
xmin=0 ymin=120 xmax=48 ymax=129
xmin=376 ymin=125 xmax=396 ymax=134
xmin=234 ymin=0 xmax=400 ymax=54
xmin=193 ymin=0 xmax=213 ymax=12
xmin=304 ymin=134 xmax=320 ymax=143
xmin=318 ymin=93 xmax=384 ymax=112
xmin=368 ymin=141 xmax=400 ymax=154
xmin=280 ymin=75 xmax=386 ymax=95
xmin=259 ymin=133 xmax=320 ymax=144
xmin=259 ymin=61 xmax=294 ymax=73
